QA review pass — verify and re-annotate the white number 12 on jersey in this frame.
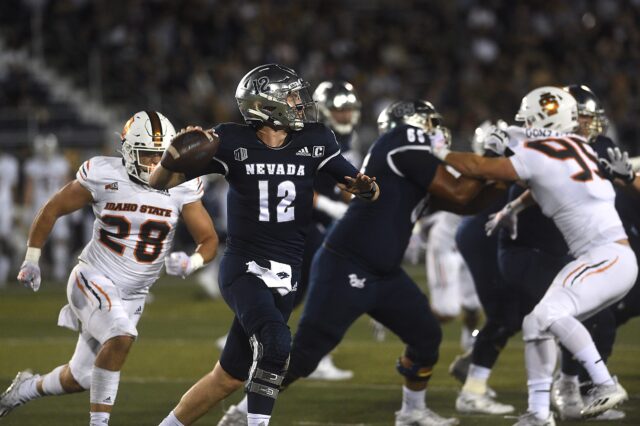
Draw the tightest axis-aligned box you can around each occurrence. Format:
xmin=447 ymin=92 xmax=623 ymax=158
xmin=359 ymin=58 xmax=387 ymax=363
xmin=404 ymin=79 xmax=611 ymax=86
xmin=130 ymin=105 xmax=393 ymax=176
xmin=258 ymin=180 xmax=296 ymax=222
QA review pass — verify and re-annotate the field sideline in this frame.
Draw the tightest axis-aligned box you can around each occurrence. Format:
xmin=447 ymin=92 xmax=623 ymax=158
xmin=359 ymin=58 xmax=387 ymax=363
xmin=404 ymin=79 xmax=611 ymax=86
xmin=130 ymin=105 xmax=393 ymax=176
xmin=1 ymin=265 xmax=638 ymax=425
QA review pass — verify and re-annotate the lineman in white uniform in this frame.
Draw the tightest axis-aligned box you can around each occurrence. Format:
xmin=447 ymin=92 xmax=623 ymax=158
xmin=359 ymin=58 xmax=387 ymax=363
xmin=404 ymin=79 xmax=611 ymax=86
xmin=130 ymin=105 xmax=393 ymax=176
xmin=424 ymin=211 xmax=481 ymax=351
xmin=0 ymin=111 xmax=219 ymax=426
xmin=0 ymin=153 xmax=19 ymax=285
xmin=432 ymin=86 xmax=635 ymax=426
xmin=24 ymin=134 xmax=71 ymax=281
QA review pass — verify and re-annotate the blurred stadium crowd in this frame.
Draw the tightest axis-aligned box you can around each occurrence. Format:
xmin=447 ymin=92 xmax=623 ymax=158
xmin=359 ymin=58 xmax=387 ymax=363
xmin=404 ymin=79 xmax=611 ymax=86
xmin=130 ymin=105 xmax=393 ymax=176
xmin=2 ymin=0 xmax=640 ymax=150
xmin=0 ymin=0 xmax=639 ymax=284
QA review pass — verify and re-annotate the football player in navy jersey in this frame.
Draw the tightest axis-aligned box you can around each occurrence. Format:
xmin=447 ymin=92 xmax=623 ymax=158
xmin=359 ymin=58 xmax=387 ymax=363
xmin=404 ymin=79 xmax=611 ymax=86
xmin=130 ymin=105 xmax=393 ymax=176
xmin=273 ymin=100 xmax=502 ymax=426
xmin=151 ymin=64 xmax=379 ymax=426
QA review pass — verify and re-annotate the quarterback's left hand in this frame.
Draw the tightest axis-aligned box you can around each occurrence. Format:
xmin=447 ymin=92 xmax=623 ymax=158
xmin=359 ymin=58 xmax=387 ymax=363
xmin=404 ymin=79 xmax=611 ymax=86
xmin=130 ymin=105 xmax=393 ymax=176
xmin=339 ymin=173 xmax=379 ymax=201
xmin=599 ymin=147 xmax=635 ymax=184
xmin=165 ymin=251 xmax=201 ymax=278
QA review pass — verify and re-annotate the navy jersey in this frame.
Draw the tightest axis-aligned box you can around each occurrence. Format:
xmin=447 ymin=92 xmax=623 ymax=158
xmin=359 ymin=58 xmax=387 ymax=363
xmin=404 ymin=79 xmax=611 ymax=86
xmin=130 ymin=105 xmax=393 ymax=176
xmin=326 ymin=124 xmax=441 ymax=274
xmin=499 ymin=185 xmax=569 ymax=257
xmin=313 ymin=132 xmax=359 ymax=226
xmin=187 ymin=122 xmax=358 ymax=266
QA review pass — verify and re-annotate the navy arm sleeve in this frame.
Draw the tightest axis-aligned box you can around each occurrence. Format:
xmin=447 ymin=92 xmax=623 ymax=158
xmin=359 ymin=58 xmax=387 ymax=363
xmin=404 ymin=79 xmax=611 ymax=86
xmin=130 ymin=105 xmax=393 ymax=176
xmin=319 ymin=154 xmax=359 ymax=184
xmin=316 ymin=125 xmax=358 ymax=184
xmin=388 ymin=149 xmax=442 ymax=188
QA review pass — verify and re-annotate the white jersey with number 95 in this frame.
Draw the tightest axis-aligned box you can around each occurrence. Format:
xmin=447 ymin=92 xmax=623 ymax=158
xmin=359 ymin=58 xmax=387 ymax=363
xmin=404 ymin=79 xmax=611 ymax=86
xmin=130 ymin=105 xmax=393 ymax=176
xmin=506 ymin=126 xmax=627 ymax=257
xmin=76 ymin=156 xmax=203 ymax=293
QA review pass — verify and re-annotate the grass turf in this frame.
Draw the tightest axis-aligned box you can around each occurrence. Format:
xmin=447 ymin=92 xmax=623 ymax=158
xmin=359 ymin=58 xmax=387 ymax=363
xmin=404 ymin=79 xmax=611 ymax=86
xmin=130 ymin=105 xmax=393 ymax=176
xmin=1 ymin=266 xmax=638 ymax=425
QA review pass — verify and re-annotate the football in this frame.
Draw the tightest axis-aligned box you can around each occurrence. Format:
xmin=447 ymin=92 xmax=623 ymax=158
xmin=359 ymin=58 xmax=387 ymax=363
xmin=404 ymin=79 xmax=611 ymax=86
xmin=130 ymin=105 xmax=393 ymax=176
xmin=161 ymin=128 xmax=219 ymax=174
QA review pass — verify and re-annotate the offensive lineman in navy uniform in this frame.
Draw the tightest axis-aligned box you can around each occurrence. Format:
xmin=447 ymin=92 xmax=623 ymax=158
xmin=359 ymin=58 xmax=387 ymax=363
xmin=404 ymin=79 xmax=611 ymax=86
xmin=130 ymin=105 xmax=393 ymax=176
xmin=275 ymin=101 xmax=502 ymax=426
xmin=151 ymin=64 xmax=379 ymax=426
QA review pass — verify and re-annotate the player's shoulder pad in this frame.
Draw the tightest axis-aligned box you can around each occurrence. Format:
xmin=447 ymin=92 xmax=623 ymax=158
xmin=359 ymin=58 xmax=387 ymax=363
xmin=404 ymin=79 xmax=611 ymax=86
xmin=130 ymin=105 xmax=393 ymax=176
xmin=385 ymin=124 xmax=427 ymax=145
xmin=213 ymin=122 xmax=254 ymax=150
xmin=300 ymin=122 xmax=337 ymax=144
xmin=77 ymin=156 xmax=122 ymax=181
xmin=170 ymin=175 xmax=205 ymax=207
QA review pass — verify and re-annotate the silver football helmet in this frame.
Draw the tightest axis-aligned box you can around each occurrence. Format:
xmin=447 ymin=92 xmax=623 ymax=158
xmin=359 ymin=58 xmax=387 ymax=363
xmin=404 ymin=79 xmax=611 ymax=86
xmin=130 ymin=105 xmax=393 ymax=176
xmin=120 ymin=111 xmax=176 ymax=183
xmin=235 ymin=64 xmax=316 ymax=131
xmin=515 ymin=86 xmax=578 ymax=133
xmin=313 ymin=80 xmax=361 ymax=135
xmin=377 ymin=100 xmax=451 ymax=145
xmin=563 ymin=84 xmax=608 ymax=139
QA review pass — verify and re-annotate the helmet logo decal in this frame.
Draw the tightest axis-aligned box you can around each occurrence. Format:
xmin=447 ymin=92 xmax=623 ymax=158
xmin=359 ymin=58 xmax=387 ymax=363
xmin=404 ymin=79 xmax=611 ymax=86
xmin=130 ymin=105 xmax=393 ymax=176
xmin=146 ymin=111 xmax=164 ymax=146
xmin=539 ymin=92 xmax=560 ymax=116
xmin=252 ymin=76 xmax=270 ymax=93
xmin=392 ymin=102 xmax=416 ymax=118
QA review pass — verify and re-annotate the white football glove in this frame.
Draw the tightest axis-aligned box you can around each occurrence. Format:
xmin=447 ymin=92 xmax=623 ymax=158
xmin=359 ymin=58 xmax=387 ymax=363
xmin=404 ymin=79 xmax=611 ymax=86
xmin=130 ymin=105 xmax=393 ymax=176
xmin=483 ymin=127 xmax=510 ymax=157
xmin=165 ymin=251 xmax=204 ymax=278
xmin=17 ymin=260 xmax=41 ymax=292
xmin=429 ymin=128 xmax=451 ymax=161
xmin=599 ymin=147 xmax=635 ymax=184
xmin=485 ymin=201 xmax=521 ymax=240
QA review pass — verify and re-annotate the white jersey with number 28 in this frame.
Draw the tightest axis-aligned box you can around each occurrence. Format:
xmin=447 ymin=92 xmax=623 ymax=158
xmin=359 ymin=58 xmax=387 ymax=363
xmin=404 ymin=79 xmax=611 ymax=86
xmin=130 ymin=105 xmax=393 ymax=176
xmin=76 ymin=156 xmax=203 ymax=293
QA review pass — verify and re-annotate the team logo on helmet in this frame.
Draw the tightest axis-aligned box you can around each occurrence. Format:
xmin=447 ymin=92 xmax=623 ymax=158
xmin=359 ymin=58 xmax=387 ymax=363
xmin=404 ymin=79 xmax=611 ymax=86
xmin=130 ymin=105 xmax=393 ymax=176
xmin=539 ymin=92 xmax=560 ymax=116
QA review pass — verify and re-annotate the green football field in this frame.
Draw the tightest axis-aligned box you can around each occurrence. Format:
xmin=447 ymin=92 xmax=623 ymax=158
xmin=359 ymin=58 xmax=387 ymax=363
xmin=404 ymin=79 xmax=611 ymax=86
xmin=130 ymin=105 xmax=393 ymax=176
xmin=1 ymin=265 xmax=638 ymax=425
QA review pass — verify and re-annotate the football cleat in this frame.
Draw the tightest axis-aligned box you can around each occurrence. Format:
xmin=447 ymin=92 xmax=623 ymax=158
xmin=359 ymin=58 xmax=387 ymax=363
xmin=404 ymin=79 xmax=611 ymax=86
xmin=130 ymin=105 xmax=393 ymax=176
xmin=512 ymin=412 xmax=556 ymax=426
xmin=395 ymin=408 xmax=459 ymax=426
xmin=307 ymin=354 xmax=353 ymax=381
xmin=550 ymin=377 xmax=583 ymax=420
xmin=0 ymin=370 xmax=39 ymax=417
xmin=455 ymin=390 xmax=514 ymax=415
xmin=216 ymin=404 xmax=247 ymax=426
xmin=580 ymin=379 xmax=628 ymax=419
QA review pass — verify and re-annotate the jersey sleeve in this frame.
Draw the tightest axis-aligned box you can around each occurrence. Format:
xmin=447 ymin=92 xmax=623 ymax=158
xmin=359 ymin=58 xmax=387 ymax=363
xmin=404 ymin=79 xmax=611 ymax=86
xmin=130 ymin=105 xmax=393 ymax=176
xmin=388 ymin=147 xmax=442 ymax=188
xmin=76 ymin=158 xmax=101 ymax=200
xmin=316 ymin=126 xmax=358 ymax=183
xmin=508 ymin=144 xmax=532 ymax=181
xmin=174 ymin=176 xmax=205 ymax=208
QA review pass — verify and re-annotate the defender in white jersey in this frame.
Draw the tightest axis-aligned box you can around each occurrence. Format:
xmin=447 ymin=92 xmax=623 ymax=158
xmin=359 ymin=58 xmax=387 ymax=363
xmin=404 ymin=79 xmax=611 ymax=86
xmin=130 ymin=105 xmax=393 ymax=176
xmin=1 ymin=112 xmax=218 ymax=426
xmin=432 ymin=87 xmax=635 ymax=426
xmin=0 ymin=153 xmax=19 ymax=285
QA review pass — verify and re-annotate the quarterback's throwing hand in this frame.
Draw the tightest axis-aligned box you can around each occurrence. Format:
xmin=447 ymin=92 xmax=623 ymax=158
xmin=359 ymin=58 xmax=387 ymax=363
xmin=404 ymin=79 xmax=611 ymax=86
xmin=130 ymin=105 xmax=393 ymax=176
xmin=17 ymin=260 xmax=41 ymax=292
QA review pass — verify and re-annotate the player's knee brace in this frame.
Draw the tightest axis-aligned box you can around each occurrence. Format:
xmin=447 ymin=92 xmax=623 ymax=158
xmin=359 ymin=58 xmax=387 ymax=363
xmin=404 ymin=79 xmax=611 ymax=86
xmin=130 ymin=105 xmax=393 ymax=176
xmin=246 ymin=322 xmax=291 ymax=399
xmin=396 ymin=346 xmax=437 ymax=382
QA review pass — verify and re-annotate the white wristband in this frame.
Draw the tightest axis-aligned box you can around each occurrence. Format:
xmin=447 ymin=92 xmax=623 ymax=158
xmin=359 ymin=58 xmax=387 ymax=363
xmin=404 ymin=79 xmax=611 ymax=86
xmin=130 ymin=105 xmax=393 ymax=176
xmin=189 ymin=252 xmax=205 ymax=271
xmin=25 ymin=247 xmax=41 ymax=263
